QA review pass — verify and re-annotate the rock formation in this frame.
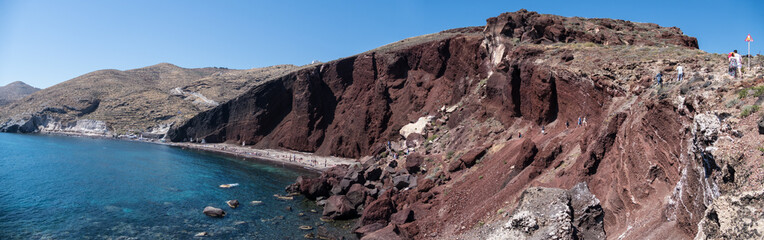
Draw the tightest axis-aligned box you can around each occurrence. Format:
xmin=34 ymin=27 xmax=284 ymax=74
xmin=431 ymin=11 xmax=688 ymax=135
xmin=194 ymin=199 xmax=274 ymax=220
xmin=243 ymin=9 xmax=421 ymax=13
xmin=695 ymin=191 xmax=764 ymax=239
xmin=486 ymin=183 xmax=604 ymax=240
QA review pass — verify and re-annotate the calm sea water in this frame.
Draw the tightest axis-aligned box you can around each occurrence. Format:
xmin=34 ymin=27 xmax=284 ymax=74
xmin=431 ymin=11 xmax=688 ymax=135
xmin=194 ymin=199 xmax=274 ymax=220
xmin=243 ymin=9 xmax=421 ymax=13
xmin=0 ymin=133 xmax=352 ymax=239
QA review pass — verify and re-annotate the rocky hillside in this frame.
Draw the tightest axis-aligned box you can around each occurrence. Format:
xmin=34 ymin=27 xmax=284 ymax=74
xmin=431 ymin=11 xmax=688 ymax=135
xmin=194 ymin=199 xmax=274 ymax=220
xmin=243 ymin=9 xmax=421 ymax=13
xmin=170 ymin=10 xmax=764 ymax=239
xmin=3 ymin=8 xmax=762 ymax=240
xmin=0 ymin=63 xmax=298 ymax=136
xmin=0 ymin=81 xmax=40 ymax=106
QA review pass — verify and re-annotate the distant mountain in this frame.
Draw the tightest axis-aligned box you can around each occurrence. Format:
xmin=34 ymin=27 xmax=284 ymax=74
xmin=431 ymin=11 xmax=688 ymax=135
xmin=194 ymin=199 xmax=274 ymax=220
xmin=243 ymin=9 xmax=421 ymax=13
xmin=0 ymin=63 xmax=298 ymax=135
xmin=0 ymin=81 xmax=40 ymax=106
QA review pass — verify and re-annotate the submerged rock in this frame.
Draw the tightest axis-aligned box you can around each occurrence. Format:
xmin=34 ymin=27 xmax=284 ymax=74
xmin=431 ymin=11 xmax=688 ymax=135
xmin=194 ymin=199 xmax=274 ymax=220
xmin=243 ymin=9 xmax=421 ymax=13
xmin=203 ymin=206 xmax=226 ymax=218
xmin=226 ymin=200 xmax=239 ymax=209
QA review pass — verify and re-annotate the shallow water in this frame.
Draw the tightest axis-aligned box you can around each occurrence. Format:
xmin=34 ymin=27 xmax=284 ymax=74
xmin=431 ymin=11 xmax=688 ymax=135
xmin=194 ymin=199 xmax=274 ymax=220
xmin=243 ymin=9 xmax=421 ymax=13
xmin=0 ymin=133 xmax=353 ymax=239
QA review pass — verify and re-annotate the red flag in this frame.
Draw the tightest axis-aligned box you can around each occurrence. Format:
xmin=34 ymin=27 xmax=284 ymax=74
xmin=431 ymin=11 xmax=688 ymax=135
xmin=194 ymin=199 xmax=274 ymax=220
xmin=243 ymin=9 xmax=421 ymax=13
xmin=745 ymin=34 xmax=753 ymax=42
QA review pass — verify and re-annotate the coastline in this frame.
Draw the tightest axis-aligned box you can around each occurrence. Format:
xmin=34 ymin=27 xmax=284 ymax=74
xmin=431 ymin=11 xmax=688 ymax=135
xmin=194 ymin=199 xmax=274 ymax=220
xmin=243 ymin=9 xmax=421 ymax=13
xmin=166 ymin=142 xmax=357 ymax=172
xmin=19 ymin=131 xmax=357 ymax=172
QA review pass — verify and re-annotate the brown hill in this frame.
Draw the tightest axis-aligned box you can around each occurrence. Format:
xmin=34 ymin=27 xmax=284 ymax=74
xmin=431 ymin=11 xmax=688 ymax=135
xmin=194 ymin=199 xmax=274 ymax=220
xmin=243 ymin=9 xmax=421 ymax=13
xmin=0 ymin=81 xmax=40 ymax=106
xmin=0 ymin=63 xmax=298 ymax=135
xmin=169 ymin=9 xmax=763 ymax=240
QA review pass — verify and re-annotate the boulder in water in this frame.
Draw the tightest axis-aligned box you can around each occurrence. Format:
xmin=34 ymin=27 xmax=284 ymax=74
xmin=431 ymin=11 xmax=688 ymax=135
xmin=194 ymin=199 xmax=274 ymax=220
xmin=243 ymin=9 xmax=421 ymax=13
xmin=322 ymin=195 xmax=356 ymax=219
xmin=226 ymin=200 xmax=239 ymax=209
xmin=203 ymin=206 xmax=226 ymax=218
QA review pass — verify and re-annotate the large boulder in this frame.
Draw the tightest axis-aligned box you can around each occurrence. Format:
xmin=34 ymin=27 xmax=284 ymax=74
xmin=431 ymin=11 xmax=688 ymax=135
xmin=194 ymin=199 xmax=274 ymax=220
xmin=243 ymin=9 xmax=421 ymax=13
xmin=361 ymin=224 xmax=406 ymax=240
xmin=460 ymin=146 xmax=489 ymax=167
xmin=406 ymin=133 xmax=426 ymax=148
xmin=344 ymin=166 xmax=365 ymax=184
xmin=354 ymin=222 xmax=386 ymax=238
xmin=447 ymin=158 xmax=466 ymax=172
xmin=331 ymin=178 xmax=352 ymax=195
xmin=322 ymin=195 xmax=356 ymax=219
xmin=298 ymin=177 xmax=330 ymax=200
xmin=346 ymin=183 xmax=367 ymax=207
xmin=203 ymin=206 xmax=226 ymax=218
xmin=393 ymin=174 xmax=417 ymax=190
xmin=417 ymin=178 xmax=435 ymax=192
xmin=365 ymin=167 xmax=383 ymax=181
xmin=360 ymin=197 xmax=396 ymax=225
xmin=390 ymin=207 xmax=415 ymax=225
xmin=405 ymin=153 xmax=423 ymax=173
xmin=399 ymin=116 xmax=434 ymax=139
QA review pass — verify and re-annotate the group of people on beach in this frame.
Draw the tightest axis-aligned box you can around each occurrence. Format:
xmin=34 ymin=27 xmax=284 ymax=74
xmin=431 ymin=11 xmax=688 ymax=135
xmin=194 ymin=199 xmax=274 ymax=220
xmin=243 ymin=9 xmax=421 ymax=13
xmin=284 ymin=154 xmax=325 ymax=167
xmin=196 ymin=142 xmax=334 ymax=168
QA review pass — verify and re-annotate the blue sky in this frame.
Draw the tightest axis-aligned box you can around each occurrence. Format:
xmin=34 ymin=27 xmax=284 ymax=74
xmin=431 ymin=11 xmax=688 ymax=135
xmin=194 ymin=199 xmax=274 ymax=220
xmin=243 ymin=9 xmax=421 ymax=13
xmin=0 ymin=0 xmax=761 ymax=88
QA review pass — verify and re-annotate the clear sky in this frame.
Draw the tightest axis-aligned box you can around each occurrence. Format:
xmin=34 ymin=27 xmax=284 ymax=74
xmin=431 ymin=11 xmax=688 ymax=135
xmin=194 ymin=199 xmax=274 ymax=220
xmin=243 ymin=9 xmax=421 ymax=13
xmin=1 ymin=0 xmax=761 ymax=88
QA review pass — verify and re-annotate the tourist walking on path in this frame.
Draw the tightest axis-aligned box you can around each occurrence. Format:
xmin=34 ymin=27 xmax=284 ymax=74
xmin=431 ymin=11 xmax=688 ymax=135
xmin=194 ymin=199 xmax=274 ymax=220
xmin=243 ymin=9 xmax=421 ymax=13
xmin=655 ymin=71 xmax=663 ymax=86
xmin=728 ymin=52 xmax=738 ymax=78
xmin=733 ymin=50 xmax=743 ymax=76
xmin=676 ymin=65 xmax=684 ymax=82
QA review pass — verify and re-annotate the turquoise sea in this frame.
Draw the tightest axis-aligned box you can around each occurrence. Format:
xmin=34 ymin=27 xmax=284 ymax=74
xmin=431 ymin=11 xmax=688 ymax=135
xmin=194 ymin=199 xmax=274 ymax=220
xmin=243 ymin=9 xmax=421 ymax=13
xmin=0 ymin=133 xmax=352 ymax=239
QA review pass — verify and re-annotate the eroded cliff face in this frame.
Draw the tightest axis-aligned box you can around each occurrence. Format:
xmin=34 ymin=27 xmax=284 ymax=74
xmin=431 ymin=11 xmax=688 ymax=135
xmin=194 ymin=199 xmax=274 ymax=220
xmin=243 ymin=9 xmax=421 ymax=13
xmin=168 ymin=29 xmax=488 ymax=158
xmin=166 ymin=10 xmax=755 ymax=240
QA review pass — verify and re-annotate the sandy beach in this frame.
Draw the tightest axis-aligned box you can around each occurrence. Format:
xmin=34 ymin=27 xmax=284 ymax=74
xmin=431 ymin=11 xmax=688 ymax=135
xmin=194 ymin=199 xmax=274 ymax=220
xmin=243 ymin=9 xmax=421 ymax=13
xmin=166 ymin=142 xmax=358 ymax=171
xmin=33 ymin=130 xmax=357 ymax=172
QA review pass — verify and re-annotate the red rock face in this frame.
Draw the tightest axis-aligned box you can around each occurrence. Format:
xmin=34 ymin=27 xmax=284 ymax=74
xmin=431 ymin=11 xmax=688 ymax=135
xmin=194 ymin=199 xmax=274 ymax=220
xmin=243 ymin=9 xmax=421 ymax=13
xmin=169 ymin=33 xmax=487 ymax=158
xmin=169 ymin=9 xmax=710 ymax=239
xmin=484 ymin=9 xmax=699 ymax=48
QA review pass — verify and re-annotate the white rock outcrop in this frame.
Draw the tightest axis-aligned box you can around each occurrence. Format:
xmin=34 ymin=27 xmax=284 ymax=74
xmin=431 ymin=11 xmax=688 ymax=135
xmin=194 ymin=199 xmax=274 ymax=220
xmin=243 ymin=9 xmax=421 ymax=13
xmin=399 ymin=116 xmax=434 ymax=139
